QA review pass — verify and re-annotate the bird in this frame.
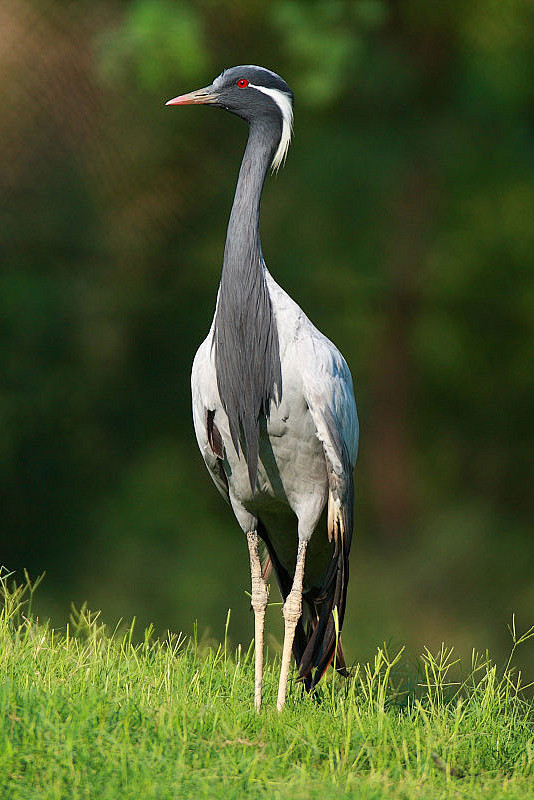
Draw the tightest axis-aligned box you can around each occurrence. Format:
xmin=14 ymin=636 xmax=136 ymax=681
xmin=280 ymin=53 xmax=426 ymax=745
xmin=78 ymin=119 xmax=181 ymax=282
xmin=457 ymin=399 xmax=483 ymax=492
xmin=166 ymin=65 xmax=358 ymax=711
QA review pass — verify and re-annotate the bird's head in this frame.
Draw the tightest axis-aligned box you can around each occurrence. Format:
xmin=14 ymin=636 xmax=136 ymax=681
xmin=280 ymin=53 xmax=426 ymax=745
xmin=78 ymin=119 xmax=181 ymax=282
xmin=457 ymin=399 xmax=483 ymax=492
xmin=166 ymin=65 xmax=294 ymax=171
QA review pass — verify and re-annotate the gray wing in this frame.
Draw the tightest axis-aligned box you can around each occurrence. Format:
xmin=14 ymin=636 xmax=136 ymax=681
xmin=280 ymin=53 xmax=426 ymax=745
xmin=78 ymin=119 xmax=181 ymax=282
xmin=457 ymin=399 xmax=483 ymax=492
xmin=292 ymin=329 xmax=358 ymax=686
xmin=298 ymin=331 xmax=358 ymax=546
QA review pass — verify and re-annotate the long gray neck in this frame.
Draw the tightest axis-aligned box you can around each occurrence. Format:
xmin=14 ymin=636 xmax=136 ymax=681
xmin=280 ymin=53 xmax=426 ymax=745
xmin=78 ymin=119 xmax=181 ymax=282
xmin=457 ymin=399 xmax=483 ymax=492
xmin=214 ymin=118 xmax=283 ymax=490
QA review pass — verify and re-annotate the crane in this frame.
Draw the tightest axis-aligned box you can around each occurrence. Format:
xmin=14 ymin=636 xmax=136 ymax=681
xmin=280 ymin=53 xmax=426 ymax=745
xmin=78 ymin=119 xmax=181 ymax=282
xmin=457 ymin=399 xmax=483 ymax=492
xmin=166 ymin=65 xmax=358 ymax=711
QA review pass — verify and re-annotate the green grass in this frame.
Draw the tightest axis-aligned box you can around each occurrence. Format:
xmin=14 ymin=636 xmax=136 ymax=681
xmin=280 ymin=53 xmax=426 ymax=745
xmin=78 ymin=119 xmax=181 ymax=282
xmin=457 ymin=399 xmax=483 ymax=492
xmin=1 ymin=573 xmax=533 ymax=799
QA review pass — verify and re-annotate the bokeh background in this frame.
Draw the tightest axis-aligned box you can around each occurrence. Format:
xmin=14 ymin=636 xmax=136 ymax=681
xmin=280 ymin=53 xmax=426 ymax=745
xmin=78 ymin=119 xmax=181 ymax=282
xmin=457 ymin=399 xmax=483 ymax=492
xmin=2 ymin=0 xmax=533 ymax=672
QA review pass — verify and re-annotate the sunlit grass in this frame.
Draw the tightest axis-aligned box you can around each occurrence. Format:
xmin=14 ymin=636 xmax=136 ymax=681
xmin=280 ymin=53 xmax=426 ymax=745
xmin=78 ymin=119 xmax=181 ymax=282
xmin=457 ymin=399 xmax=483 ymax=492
xmin=1 ymin=570 xmax=533 ymax=799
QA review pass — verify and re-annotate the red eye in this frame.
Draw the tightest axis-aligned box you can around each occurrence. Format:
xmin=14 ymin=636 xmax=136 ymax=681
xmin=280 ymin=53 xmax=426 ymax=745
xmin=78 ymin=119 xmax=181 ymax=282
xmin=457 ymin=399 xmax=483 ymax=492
xmin=237 ymin=78 xmax=249 ymax=88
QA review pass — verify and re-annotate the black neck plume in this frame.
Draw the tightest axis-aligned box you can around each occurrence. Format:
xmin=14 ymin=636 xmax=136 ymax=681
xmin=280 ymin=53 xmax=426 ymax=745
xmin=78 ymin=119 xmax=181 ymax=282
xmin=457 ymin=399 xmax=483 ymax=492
xmin=214 ymin=117 xmax=283 ymax=490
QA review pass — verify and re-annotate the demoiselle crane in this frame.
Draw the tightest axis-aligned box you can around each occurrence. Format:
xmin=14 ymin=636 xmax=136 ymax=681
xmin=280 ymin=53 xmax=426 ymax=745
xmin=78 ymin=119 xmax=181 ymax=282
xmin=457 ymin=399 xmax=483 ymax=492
xmin=166 ymin=66 xmax=358 ymax=711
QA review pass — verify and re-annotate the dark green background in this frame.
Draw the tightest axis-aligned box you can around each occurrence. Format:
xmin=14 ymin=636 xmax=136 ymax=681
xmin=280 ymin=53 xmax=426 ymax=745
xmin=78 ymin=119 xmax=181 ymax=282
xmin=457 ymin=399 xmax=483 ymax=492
xmin=2 ymin=0 xmax=533 ymax=671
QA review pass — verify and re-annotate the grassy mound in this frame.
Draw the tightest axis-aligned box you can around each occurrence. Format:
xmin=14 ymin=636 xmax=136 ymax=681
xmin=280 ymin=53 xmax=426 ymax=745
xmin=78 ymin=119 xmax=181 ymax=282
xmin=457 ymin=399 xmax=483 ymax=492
xmin=1 ymin=572 xmax=533 ymax=799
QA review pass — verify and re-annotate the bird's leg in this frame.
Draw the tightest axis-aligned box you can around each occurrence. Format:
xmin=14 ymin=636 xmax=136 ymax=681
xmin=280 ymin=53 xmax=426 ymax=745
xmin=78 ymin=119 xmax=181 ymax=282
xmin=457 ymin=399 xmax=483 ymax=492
xmin=247 ymin=531 xmax=269 ymax=712
xmin=276 ymin=539 xmax=308 ymax=712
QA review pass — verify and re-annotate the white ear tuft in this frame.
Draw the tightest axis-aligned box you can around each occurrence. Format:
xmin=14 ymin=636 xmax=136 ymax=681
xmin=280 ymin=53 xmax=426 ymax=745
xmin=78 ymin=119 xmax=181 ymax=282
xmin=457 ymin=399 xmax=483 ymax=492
xmin=249 ymin=85 xmax=293 ymax=172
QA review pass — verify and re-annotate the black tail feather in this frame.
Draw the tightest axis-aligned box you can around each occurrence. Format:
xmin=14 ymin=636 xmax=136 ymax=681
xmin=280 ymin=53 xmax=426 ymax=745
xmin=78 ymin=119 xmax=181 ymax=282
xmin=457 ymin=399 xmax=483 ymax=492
xmin=297 ymin=530 xmax=350 ymax=689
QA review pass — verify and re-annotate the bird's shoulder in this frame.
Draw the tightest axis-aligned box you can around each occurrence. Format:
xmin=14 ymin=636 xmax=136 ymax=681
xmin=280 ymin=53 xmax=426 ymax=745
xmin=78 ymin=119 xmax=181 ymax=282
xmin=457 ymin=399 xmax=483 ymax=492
xmin=191 ymin=330 xmax=217 ymax=403
xmin=191 ymin=331 xmax=230 ymax=501
xmin=266 ymin=271 xmax=350 ymax=366
xmin=266 ymin=271 xmax=358 ymax=468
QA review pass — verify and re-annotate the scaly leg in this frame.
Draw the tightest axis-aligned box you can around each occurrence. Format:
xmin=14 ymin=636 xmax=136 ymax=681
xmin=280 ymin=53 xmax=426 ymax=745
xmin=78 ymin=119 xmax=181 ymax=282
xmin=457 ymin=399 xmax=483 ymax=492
xmin=276 ymin=539 xmax=308 ymax=711
xmin=247 ymin=531 xmax=269 ymax=712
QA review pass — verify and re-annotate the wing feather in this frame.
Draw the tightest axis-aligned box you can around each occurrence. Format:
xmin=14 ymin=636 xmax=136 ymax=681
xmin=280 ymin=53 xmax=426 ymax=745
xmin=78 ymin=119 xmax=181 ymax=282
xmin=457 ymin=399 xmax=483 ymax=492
xmin=295 ymin=331 xmax=358 ymax=685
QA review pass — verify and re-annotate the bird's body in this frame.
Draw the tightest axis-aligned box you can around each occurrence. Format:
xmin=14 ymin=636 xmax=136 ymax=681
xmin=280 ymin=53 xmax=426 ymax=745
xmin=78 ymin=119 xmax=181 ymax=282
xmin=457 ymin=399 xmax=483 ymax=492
xmin=167 ymin=65 xmax=358 ymax=710
xmin=192 ymin=270 xmax=357 ymax=586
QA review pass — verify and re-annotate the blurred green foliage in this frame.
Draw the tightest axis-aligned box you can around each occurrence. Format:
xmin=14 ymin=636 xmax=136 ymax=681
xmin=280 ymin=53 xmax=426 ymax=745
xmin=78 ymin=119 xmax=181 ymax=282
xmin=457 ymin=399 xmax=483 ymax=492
xmin=99 ymin=0 xmax=211 ymax=90
xmin=1 ymin=0 xmax=533 ymax=669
